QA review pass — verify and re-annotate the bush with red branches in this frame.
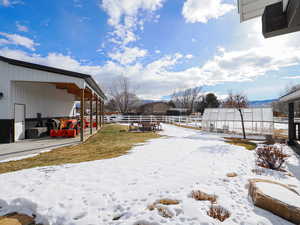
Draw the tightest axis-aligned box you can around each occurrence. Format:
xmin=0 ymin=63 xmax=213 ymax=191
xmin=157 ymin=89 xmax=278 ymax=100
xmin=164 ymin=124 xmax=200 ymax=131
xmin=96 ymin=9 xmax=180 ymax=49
xmin=256 ymin=145 xmax=289 ymax=171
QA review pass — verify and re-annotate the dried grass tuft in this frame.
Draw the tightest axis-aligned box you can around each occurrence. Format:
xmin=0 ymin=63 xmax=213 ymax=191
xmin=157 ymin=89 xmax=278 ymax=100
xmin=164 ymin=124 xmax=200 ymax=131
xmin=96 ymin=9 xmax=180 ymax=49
xmin=190 ymin=190 xmax=217 ymax=203
xmin=147 ymin=204 xmax=156 ymax=211
xmin=207 ymin=204 xmax=231 ymax=222
xmin=156 ymin=206 xmax=174 ymax=218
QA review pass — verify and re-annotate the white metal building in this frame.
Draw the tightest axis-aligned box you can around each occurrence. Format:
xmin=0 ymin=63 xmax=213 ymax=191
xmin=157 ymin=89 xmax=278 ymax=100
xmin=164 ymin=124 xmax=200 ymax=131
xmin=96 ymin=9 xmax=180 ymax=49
xmin=0 ymin=56 xmax=106 ymax=143
xmin=202 ymin=108 xmax=274 ymax=135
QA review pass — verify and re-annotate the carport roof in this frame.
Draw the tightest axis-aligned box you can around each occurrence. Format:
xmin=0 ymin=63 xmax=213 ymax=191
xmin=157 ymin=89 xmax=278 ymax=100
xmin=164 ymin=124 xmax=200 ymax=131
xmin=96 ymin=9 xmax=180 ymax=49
xmin=280 ymin=88 xmax=300 ymax=102
xmin=0 ymin=56 xmax=106 ymax=100
xmin=238 ymin=0 xmax=289 ymax=22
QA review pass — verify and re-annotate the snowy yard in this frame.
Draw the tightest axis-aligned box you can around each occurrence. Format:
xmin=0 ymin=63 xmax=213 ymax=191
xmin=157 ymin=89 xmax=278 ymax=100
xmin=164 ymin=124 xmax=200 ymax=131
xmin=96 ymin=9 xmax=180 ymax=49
xmin=0 ymin=124 xmax=299 ymax=225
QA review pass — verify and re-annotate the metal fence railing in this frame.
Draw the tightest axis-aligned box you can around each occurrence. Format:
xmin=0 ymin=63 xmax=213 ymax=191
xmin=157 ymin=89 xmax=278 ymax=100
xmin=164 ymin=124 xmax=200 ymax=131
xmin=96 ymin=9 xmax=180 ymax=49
xmin=274 ymin=117 xmax=300 ymax=123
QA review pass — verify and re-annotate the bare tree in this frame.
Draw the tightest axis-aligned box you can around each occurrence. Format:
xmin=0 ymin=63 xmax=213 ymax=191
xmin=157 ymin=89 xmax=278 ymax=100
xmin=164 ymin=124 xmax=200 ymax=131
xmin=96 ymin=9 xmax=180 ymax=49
xmin=223 ymin=92 xmax=249 ymax=139
xmin=109 ymin=77 xmax=140 ymax=114
xmin=172 ymin=87 xmax=203 ymax=113
xmin=105 ymin=99 xmax=118 ymax=112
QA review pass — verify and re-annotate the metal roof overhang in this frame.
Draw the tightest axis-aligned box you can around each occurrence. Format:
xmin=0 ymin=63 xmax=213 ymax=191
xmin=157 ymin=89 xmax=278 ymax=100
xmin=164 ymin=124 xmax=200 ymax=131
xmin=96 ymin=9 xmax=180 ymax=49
xmin=0 ymin=56 xmax=107 ymax=100
xmin=280 ymin=89 xmax=300 ymax=102
xmin=238 ymin=0 xmax=289 ymax=22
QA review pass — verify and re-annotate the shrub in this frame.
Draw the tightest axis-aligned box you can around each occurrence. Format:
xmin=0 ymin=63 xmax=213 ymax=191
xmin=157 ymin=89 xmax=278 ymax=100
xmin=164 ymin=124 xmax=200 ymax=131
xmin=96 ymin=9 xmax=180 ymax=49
xmin=256 ymin=145 xmax=289 ymax=171
xmin=190 ymin=190 xmax=217 ymax=203
xmin=156 ymin=206 xmax=174 ymax=218
xmin=207 ymin=204 xmax=230 ymax=222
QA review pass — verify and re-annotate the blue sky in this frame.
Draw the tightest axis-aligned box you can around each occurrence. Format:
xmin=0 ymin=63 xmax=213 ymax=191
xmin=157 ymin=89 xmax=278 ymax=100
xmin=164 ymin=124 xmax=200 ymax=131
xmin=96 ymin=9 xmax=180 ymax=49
xmin=1 ymin=0 xmax=300 ymax=101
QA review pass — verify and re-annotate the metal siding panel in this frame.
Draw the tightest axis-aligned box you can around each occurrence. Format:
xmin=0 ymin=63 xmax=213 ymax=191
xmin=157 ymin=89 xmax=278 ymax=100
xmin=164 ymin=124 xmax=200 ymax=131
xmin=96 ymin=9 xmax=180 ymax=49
xmin=14 ymin=82 xmax=76 ymax=119
xmin=0 ymin=61 xmax=12 ymax=119
xmin=8 ymin=63 xmax=85 ymax=89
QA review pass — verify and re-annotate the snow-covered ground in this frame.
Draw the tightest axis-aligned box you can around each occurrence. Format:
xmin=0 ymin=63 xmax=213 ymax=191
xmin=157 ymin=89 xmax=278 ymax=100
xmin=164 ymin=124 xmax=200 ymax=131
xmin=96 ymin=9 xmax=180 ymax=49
xmin=274 ymin=123 xmax=288 ymax=130
xmin=0 ymin=124 xmax=299 ymax=225
xmin=176 ymin=122 xmax=202 ymax=128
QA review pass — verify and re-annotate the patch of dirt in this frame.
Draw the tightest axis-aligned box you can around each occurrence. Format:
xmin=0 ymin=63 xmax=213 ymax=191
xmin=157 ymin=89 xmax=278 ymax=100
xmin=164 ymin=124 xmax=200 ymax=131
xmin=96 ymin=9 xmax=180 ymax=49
xmin=224 ymin=138 xmax=257 ymax=151
xmin=156 ymin=199 xmax=180 ymax=205
xmin=226 ymin=172 xmax=238 ymax=177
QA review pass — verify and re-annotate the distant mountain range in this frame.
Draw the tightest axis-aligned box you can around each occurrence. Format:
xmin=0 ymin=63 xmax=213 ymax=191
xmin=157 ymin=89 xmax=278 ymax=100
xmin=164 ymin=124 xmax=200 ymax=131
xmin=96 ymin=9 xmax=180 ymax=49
xmin=142 ymin=99 xmax=278 ymax=107
xmin=249 ymin=99 xmax=277 ymax=107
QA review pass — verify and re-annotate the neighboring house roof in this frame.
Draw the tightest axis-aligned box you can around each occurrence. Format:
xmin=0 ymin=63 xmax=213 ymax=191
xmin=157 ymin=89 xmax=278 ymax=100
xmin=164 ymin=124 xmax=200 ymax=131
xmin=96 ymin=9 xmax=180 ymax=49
xmin=140 ymin=102 xmax=169 ymax=107
xmin=168 ymin=108 xmax=189 ymax=112
xmin=0 ymin=56 xmax=106 ymax=99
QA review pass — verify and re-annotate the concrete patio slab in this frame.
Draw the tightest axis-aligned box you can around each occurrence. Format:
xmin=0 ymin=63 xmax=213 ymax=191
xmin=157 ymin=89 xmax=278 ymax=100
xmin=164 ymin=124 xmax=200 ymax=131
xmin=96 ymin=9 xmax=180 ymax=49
xmin=0 ymin=129 xmax=99 ymax=161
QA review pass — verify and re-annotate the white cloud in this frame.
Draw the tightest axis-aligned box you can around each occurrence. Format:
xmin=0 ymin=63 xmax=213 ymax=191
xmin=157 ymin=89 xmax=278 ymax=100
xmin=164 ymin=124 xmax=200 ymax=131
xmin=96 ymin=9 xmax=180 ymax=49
xmin=0 ymin=32 xmax=38 ymax=51
xmin=108 ymin=46 xmax=147 ymax=65
xmin=185 ymin=54 xmax=193 ymax=59
xmin=16 ymin=22 xmax=28 ymax=32
xmin=101 ymin=0 xmax=164 ymax=46
xmin=182 ymin=0 xmax=235 ymax=23
xmin=102 ymin=0 xmax=164 ymax=27
xmin=155 ymin=50 xmax=161 ymax=54
xmin=2 ymin=41 xmax=298 ymax=99
xmin=0 ymin=39 xmax=10 ymax=45
xmin=1 ymin=0 xmax=23 ymax=7
xmin=283 ymin=76 xmax=300 ymax=80
xmin=1 ymin=0 xmax=10 ymax=6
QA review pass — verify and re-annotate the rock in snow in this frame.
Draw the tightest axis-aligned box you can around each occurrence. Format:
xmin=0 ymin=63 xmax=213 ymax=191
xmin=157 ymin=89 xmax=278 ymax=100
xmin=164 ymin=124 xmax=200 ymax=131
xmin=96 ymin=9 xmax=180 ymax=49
xmin=0 ymin=213 xmax=36 ymax=225
xmin=249 ymin=178 xmax=300 ymax=224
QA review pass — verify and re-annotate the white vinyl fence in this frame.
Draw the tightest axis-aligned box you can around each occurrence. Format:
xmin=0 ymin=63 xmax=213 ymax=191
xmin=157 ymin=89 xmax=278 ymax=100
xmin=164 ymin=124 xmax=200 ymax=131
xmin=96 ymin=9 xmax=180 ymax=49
xmin=104 ymin=115 xmax=202 ymax=127
xmin=104 ymin=113 xmax=290 ymax=136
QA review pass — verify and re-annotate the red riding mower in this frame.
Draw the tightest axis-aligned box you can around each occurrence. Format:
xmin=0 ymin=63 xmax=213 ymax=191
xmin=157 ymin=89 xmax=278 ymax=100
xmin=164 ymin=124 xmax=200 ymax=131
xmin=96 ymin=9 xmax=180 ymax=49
xmin=50 ymin=119 xmax=78 ymax=138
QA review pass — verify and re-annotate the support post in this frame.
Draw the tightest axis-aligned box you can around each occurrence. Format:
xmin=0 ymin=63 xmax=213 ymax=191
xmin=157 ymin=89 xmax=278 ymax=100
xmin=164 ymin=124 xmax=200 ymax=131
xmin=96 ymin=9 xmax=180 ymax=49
xmin=101 ymin=100 xmax=104 ymax=126
xmin=96 ymin=95 xmax=99 ymax=130
xmin=99 ymin=99 xmax=101 ymax=127
xmin=90 ymin=94 xmax=93 ymax=135
xmin=80 ymin=89 xmax=85 ymax=142
xmin=288 ymin=102 xmax=295 ymax=145
xmin=297 ymin=123 xmax=300 ymax=141
xmin=99 ymin=99 xmax=102 ymax=127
